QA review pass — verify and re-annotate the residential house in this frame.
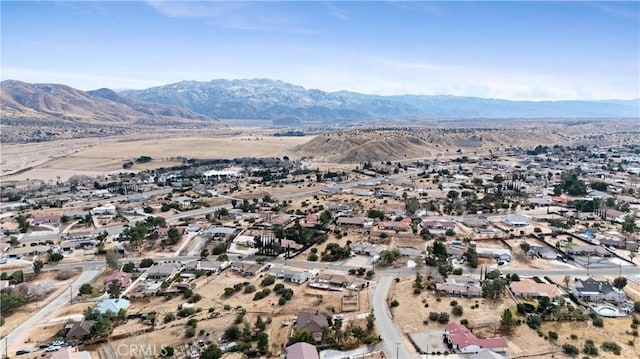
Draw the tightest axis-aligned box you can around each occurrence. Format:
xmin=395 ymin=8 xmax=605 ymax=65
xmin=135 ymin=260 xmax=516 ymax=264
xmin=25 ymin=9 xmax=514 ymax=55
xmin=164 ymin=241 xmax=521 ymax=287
xmin=510 ymin=278 xmax=562 ymax=299
xmin=285 ymin=342 xmax=319 ymax=359
xmin=187 ymin=260 xmax=228 ymax=274
xmin=104 ymin=271 xmax=132 ymax=289
xmin=202 ymin=226 xmax=236 ymax=239
xmin=146 ymin=263 xmax=181 ymax=281
xmin=572 ymin=277 xmax=627 ymax=303
xmin=503 ymin=214 xmax=531 ymax=227
xmin=94 ymin=298 xmax=130 ymax=315
xmin=350 ymin=243 xmax=380 ymax=257
xmin=565 ymin=245 xmax=611 ymax=257
xmin=336 ymin=217 xmax=365 ymax=228
xmin=377 ymin=218 xmax=411 ymax=231
xmin=90 ymin=204 xmax=116 ymax=216
xmin=5 ymin=245 xmax=48 ymax=259
xmin=475 ymin=247 xmax=511 ymax=262
xmin=294 ymin=312 xmax=330 ymax=342
xmin=304 ymin=214 xmax=320 ymax=226
xmin=31 ymin=213 xmax=61 ymax=226
xmin=310 ymin=273 xmax=349 ymax=291
xmin=599 ymin=237 xmax=639 ymax=251
xmin=604 ymin=209 xmax=627 ymax=223
xmin=269 ymin=268 xmax=312 ymax=284
xmin=422 ymin=220 xmax=456 ymax=231
xmin=526 ymin=246 xmax=560 ymax=260
xmin=443 ymin=323 xmax=508 ymax=354
xmin=50 ymin=347 xmax=93 ymax=359
xmin=231 ymin=262 xmax=265 ymax=277
xmin=66 ymin=319 xmax=95 ymax=341
xmin=435 ymin=275 xmax=482 ymax=297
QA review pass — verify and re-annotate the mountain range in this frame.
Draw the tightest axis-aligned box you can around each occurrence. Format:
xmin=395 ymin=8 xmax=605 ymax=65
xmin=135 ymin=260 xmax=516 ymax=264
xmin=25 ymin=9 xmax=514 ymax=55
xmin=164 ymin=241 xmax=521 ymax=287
xmin=0 ymin=80 xmax=218 ymax=126
xmin=2 ymin=79 xmax=638 ymax=125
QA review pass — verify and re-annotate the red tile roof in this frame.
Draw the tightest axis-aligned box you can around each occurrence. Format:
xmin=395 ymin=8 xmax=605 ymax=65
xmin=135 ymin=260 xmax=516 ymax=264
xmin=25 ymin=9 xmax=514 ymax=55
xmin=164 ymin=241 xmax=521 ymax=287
xmin=444 ymin=323 xmax=507 ymax=350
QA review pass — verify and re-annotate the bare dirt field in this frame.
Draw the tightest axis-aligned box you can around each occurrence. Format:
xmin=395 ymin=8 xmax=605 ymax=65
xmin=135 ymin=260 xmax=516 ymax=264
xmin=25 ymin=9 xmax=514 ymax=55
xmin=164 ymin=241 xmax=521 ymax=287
xmin=2 ymin=133 xmax=314 ymax=182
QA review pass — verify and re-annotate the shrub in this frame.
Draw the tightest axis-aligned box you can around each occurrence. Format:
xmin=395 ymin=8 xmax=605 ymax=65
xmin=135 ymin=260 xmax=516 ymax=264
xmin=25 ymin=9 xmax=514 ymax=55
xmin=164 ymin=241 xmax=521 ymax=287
xmin=450 ymin=300 xmax=458 ymax=307
xmin=243 ymin=285 xmax=256 ymax=294
xmin=260 ymin=275 xmax=275 ymax=287
xmin=185 ymin=326 xmax=196 ymax=338
xmin=390 ymin=300 xmax=399 ymax=308
xmin=601 ymin=341 xmax=621 ymax=355
xmin=452 ymin=305 xmax=463 ymax=317
xmin=582 ymin=339 xmax=598 ymax=356
xmin=570 ymin=334 xmax=578 ymax=340
xmin=548 ymin=331 xmax=558 ymax=341
xmin=438 ymin=312 xmax=450 ymax=324
xmin=163 ymin=313 xmax=176 ymax=324
xmin=429 ymin=312 xmax=439 ymax=321
xmin=460 ymin=319 xmax=469 ymax=325
xmin=562 ymin=344 xmax=580 ymax=356
xmin=253 ymin=290 xmax=269 ymax=301
xmin=592 ymin=316 xmax=604 ymax=327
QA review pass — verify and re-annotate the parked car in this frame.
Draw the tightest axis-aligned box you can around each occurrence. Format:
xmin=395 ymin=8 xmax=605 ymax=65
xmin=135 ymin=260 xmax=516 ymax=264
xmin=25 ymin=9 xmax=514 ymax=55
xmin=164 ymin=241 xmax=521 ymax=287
xmin=45 ymin=346 xmax=61 ymax=352
xmin=16 ymin=349 xmax=31 ymax=355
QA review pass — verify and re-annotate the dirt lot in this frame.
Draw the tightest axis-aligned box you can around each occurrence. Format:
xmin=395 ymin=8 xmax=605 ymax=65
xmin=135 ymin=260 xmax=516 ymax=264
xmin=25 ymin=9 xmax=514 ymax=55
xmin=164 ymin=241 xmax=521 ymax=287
xmin=123 ymin=268 xmax=372 ymax=356
xmin=2 ymin=133 xmax=313 ymax=182
xmin=541 ymin=316 xmax=640 ymax=359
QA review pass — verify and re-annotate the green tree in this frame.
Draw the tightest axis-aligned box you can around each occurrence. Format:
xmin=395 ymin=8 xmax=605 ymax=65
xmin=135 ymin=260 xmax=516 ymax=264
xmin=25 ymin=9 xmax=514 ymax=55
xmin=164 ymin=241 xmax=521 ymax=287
xmin=105 ymin=250 xmax=121 ymax=269
xmin=200 ymin=344 xmax=222 ymax=359
xmin=466 ymin=247 xmax=478 ymax=268
xmin=256 ymin=332 xmax=269 ymax=352
xmin=79 ymin=283 xmax=93 ymax=295
xmin=482 ymin=278 xmax=506 ymax=299
xmin=622 ymin=215 xmax=637 ymax=233
xmin=122 ymin=262 xmax=136 ymax=273
xmin=92 ymin=314 xmax=113 ymax=338
xmin=16 ymin=215 xmax=29 ymax=233
xmin=255 ymin=315 xmax=267 ymax=331
xmin=613 ymin=276 xmax=628 ymax=289
xmin=107 ymin=281 xmax=123 ymax=298
xmin=290 ymin=329 xmax=315 ymax=344
xmin=32 ymin=260 xmax=44 ymax=275
xmin=11 ymin=270 xmax=24 ymax=283
xmin=223 ymin=325 xmax=240 ymax=341
xmin=500 ymin=309 xmax=515 ymax=330
xmin=319 ymin=210 xmax=333 ymax=225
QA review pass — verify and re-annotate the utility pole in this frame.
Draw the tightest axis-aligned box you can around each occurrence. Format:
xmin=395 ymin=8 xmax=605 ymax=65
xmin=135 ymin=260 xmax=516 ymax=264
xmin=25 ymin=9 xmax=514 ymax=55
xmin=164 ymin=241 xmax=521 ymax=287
xmin=395 ymin=342 xmax=399 ymax=359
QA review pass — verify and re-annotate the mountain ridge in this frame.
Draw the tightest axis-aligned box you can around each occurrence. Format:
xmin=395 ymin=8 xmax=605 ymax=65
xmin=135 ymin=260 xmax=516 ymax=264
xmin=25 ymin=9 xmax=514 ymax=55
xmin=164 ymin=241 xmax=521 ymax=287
xmin=120 ymin=78 xmax=640 ymax=120
xmin=2 ymin=79 xmax=638 ymax=125
xmin=0 ymin=80 xmax=220 ymax=126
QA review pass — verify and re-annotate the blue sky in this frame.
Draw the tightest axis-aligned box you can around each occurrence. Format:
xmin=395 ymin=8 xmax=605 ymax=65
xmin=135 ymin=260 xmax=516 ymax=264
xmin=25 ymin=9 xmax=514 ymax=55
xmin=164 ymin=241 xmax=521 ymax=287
xmin=1 ymin=1 xmax=639 ymax=100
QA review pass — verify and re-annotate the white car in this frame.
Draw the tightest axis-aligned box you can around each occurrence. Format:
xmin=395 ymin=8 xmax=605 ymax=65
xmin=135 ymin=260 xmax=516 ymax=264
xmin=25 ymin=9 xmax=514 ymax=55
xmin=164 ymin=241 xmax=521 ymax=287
xmin=45 ymin=346 xmax=61 ymax=352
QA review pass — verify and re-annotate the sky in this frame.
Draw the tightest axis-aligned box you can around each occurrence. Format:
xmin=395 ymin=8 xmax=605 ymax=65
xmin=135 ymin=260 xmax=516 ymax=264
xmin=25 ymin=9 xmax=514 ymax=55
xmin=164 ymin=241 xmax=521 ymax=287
xmin=1 ymin=1 xmax=639 ymax=101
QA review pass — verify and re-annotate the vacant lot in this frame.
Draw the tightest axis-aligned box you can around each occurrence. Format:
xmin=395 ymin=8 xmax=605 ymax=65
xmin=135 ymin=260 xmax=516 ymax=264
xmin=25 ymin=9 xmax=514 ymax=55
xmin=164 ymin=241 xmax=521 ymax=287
xmin=2 ymin=133 xmax=313 ymax=182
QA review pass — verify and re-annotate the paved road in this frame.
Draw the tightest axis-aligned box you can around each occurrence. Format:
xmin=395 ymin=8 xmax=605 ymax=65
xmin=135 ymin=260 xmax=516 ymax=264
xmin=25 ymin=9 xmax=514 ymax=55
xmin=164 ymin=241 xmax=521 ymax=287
xmin=373 ymin=275 xmax=413 ymax=359
xmin=0 ymin=265 xmax=105 ymax=355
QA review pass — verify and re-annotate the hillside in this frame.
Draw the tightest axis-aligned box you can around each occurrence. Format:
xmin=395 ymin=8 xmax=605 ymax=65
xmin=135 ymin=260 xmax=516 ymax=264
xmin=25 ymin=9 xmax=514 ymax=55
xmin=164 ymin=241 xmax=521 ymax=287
xmin=291 ymin=122 xmax=640 ymax=164
xmin=0 ymin=80 xmax=219 ymax=126
xmin=121 ymin=78 xmax=640 ymax=121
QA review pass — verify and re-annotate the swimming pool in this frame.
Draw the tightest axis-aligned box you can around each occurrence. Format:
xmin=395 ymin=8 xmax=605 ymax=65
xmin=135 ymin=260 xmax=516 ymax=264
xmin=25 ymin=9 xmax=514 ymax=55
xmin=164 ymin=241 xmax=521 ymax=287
xmin=596 ymin=306 xmax=621 ymax=317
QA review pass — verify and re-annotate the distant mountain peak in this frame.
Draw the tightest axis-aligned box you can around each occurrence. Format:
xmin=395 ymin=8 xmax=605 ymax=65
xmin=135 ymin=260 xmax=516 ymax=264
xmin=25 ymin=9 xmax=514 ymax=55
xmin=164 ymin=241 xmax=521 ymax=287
xmin=120 ymin=78 xmax=640 ymax=120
